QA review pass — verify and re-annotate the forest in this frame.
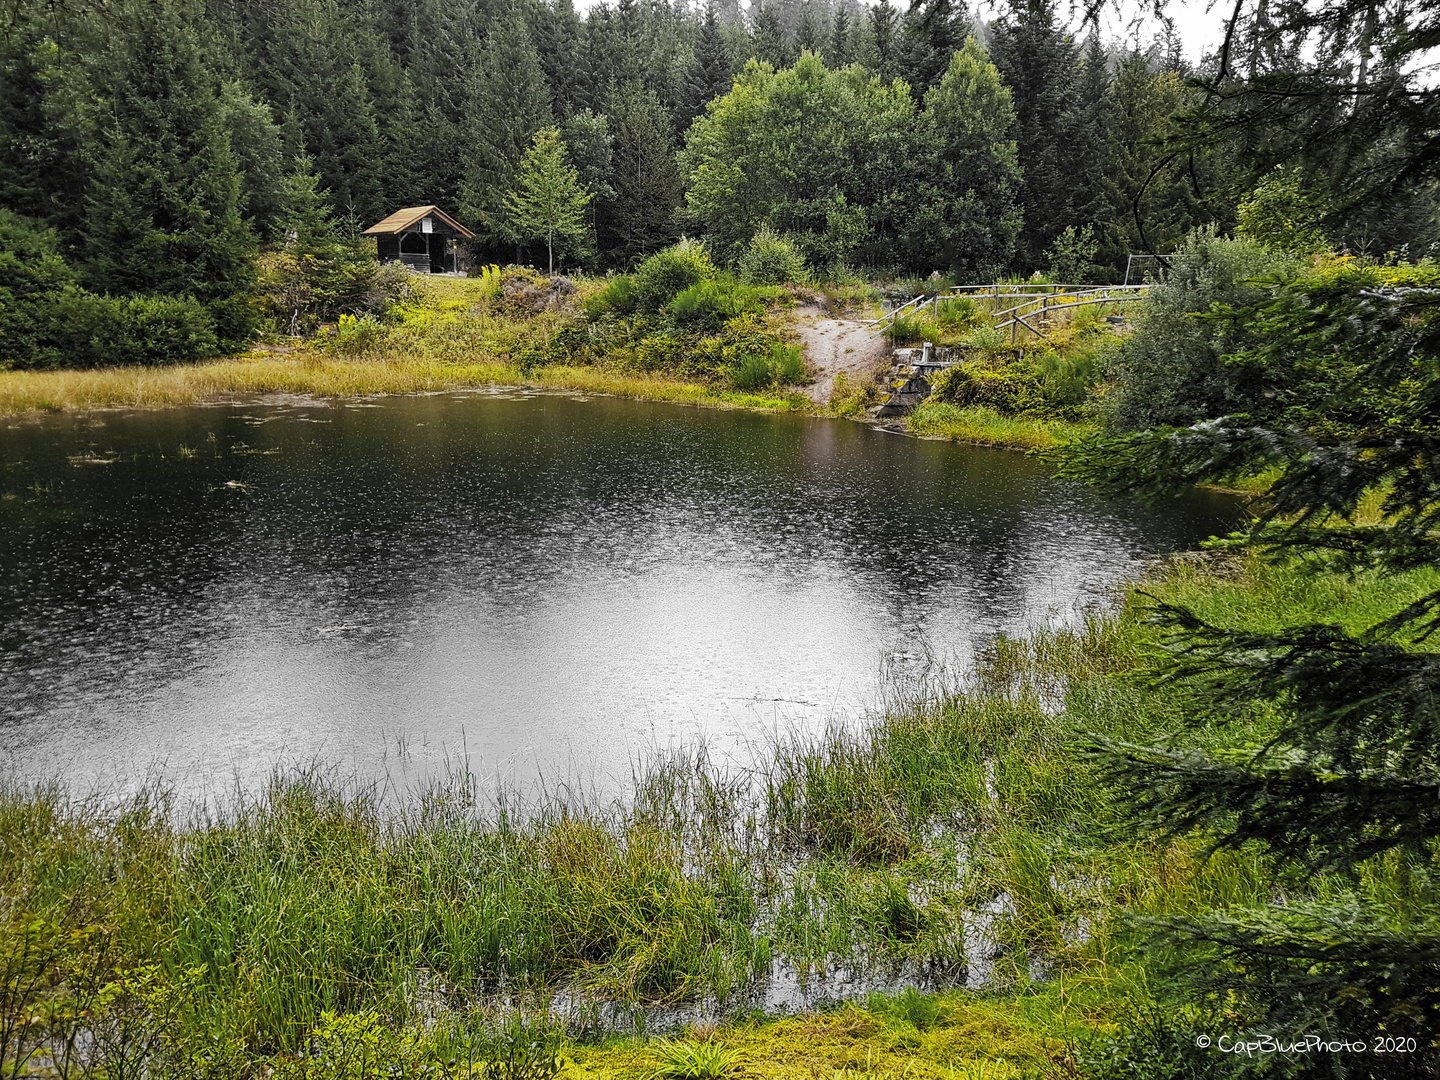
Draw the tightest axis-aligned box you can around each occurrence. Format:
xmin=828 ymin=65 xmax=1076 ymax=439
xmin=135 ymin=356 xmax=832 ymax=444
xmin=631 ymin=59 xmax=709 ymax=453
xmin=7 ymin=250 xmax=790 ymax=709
xmin=8 ymin=0 xmax=1433 ymax=369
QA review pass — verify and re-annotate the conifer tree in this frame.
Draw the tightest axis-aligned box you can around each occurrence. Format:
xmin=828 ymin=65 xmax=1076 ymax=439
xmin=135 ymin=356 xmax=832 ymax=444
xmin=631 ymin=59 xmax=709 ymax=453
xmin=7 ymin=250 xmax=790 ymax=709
xmin=829 ymin=6 xmax=851 ymax=67
xmin=795 ymin=1 xmax=824 ymax=56
xmin=83 ymin=6 xmax=256 ymax=347
xmin=680 ymin=3 xmax=734 ymax=127
xmin=459 ymin=13 xmax=554 ymax=256
xmin=867 ymin=1 xmax=901 ymax=82
xmin=1055 ymin=267 xmax=1440 ymax=1065
xmin=988 ymin=0 xmax=1085 ymax=270
xmin=533 ymin=0 xmax=586 ymax=119
xmin=898 ymin=0 xmax=968 ymax=95
xmin=601 ymin=83 xmax=682 ymax=260
xmin=562 ymin=108 xmax=614 ymax=259
xmin=752 ymin=2 xmax=792 ymax=68
xmin=505 ymin=127 xmax=591 ymax=272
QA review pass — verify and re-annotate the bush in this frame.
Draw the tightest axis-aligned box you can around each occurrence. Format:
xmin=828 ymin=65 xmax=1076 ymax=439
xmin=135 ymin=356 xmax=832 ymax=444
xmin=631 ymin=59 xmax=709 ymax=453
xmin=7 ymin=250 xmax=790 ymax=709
xmin=929 ymin=361 xmax=1044 ymax=415
xmin=726 ymin=343 xmax=805 ymax=391
xmin=737 ymin=228 xmax=807 ymax=286
xmin=631 ymin=240 xmax=715 ymax=312
xmin=328 ymin=313 xmax=384 ymax=356
xmin=584 ymin=274 xmax=638 ymax=318
xmin=1101 ymin=228 xmax=1297 ymax=431
xmin=108 ymin=295 xmax=219 ymax=365
xmin=666 ymin=278 xmax=770 ymax=331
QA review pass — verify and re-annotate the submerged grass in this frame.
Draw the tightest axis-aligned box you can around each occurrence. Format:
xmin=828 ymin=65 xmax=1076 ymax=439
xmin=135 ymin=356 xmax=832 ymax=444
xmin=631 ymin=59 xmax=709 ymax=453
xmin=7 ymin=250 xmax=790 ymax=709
xmin=3 ymin=553 xmax=1433 ymax=1076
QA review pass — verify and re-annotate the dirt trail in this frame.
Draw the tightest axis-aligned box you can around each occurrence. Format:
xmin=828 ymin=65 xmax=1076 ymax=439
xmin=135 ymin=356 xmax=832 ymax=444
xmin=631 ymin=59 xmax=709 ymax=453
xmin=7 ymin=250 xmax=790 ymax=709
xmin=793 ymin=303 xmax=892 ymax=406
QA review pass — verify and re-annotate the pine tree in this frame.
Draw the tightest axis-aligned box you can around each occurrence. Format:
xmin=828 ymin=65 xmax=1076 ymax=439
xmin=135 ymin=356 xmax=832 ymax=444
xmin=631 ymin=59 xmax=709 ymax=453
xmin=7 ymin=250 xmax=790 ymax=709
xmin=505 ymin=127 xmax=591 ymax=273
xmin=459 ymin=13 xmax=554 ymax=256
xmin=561 ymin=108 xmax=614 ymax=260
xmin=83 ymin=6 xmax=256 ymax=347
xmin=533 ymin=0 xmax=586 ymax=119
xmin=1054 ymin=266 xmax=1440 ymax=1065
xmin=795 ymin=1 xmax=824 ymax=56
xmin=829 ymin=5 xmax=851 ymax=67
xmin=898 ymin=0 xmax=969 ymax=95
xmin=867 ymin=1 xmax=901 ymax=82
xmin=752 ymin=2 xmax=792 ymax=68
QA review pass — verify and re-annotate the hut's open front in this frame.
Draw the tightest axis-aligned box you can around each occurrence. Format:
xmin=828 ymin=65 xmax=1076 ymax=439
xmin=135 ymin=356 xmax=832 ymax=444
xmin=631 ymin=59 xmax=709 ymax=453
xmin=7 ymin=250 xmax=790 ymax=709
xmin=362 ymin=206 xmax=474 ymax=274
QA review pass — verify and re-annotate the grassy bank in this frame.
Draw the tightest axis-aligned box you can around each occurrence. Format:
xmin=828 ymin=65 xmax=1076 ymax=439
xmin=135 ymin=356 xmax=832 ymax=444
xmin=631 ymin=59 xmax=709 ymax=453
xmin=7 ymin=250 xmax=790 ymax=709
xmin=5 ymin=553 xmax=1433 ymax=1077
xmin=906 ymin=401 xmax=1095 ymax=450
xmin=0 ymin=354 xmax=808 ymax=417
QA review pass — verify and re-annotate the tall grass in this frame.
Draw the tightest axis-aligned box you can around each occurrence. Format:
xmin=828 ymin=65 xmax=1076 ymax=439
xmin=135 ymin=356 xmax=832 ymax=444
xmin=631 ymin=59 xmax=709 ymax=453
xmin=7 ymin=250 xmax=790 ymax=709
xmin=906 ymin=401 xmax=1095 ymax=450
xmin=3 ymin=554 xmax=1432 ymax=1075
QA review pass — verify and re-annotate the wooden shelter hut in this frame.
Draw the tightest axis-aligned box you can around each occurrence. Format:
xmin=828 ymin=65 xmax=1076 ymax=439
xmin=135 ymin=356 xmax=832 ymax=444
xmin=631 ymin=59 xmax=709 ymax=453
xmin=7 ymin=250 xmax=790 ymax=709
xmin=363 ymin=206 xmax=474 ymax=274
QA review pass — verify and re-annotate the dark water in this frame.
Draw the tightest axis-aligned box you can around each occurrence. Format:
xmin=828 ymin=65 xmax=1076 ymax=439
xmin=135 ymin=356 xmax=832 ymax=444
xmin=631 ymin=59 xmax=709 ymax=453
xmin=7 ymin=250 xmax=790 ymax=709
xmin=0 ymin=390 xmax=1239 ymax=798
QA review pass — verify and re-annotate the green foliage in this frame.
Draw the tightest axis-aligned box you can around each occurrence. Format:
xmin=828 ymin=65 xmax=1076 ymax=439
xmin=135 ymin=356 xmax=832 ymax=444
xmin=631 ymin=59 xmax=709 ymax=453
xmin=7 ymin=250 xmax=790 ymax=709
xmin=585 ymin=275 xmax=638 ymax=318
xmin=1045 ymin=224 xmax=1100 ymax=283
xmin=631 ymin=240 xmax=715 ymax=312
xmin=1054 ymin=256 xmax=1440 ymax=1067
xmin=922 ymin=38 xmax=1024 ymax=279
xmin=868 ymin=986 xmax=940 ymax=1032
xmin=726 ymin=343 xmax=803 ymax=391
xmin=929 ymin=362 xmax=1044 ymax=416
xmin=505 ymin=127 xmax=592 ymax=274
xmin=1236 ymin=167 xmax=1331 ymax=255
xmin=80 ymin=8 xmax=256 ymax=349
xmin=650 ymin=1039 xmax=741 ymax=1079
xmin=679 ymin=54 xmax=933 ymax=269
xmin=106 ymin=295 xmax=219 ymax=366
xmin=1099 ymin=229 xmax=1297 ymax=431
xmin=0 ymin=209 xmax=85 ymax=369
xmin=736 ymin=227 xmax=807 ymax=286
xmin=666 ymin=278 xmax=771 ymax=331
xmin=328 ymin=313 xmax=384 ymax=356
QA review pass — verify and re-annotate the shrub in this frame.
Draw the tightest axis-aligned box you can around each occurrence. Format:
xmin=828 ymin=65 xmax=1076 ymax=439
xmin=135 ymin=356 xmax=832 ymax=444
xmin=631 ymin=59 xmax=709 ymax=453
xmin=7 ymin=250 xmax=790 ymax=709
xmin=1101 ymin=228 xmax=1296 ymax=431
xmin=584 ymin=274 xmax=637 ymax=318
xmin=666 ymin=278 xmax=768 ymax=331
xmin=929 ymin=361 xmax=1044 ymax=415
xmin=631 ymin=240 xmax=715 ymax=311
xmin=935 ymin=296 xmax=979 ymax=330
xmin=1031 ymin=348 xmax=1101 ymax=417
xmin=329 ymin=313 xmax=384 ymax=356
xmin=737 ymin=228 xmax=807 ymax=286
xmin=108 ymin=295 xmax=220 ymax=365
xmin=957 ymin=324 xmax=1007 ymax=354
xmin=726 ymin=343 xmax=804 ymax=391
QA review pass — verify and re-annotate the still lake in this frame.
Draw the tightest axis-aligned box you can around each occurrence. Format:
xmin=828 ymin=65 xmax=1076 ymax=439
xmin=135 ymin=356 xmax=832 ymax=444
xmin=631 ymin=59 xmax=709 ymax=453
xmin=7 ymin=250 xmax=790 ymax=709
xmin=0 ymin=391 xmax=1238 ymax=799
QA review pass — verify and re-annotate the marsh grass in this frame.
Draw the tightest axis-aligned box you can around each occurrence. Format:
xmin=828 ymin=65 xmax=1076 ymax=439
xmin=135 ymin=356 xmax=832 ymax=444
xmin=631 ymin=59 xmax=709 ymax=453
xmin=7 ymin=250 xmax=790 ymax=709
xmin=906 ymin=401 xmax=1095 ymax=450
xmin=3 ymin=554 xmax=1433 ymax=1076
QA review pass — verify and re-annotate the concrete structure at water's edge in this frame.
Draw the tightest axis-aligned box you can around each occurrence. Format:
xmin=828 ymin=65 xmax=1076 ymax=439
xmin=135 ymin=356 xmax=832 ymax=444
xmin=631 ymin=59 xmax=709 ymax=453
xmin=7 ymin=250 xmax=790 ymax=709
xmin=363 ymin=206 xmax=474 ymax=274
xmin=873 ymin=344 xmax=963 ymax=418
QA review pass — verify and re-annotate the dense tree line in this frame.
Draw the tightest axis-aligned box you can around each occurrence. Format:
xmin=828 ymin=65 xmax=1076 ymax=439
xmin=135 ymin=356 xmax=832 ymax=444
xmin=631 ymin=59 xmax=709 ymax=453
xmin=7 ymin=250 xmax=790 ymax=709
xmin=0 ymin=0 xmax=1251 ymax=327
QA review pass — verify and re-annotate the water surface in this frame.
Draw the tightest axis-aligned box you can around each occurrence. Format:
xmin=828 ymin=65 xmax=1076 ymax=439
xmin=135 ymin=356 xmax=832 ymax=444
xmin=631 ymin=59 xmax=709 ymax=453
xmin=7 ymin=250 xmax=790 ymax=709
xmin=0 ymin=391 xmax=1238 ymax=798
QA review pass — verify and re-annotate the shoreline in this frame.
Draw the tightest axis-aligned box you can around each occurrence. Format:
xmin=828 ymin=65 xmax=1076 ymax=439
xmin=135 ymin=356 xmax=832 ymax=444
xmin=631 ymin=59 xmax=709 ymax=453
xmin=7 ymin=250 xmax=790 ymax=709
xmin=0 ymin=349 xmax=1092 ymax=452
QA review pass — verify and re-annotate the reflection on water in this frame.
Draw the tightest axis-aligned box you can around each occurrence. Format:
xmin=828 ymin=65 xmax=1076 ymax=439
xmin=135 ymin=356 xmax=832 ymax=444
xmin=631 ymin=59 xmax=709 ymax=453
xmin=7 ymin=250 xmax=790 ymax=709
xmin=0 ymin=390 xmax=1239 ymax=798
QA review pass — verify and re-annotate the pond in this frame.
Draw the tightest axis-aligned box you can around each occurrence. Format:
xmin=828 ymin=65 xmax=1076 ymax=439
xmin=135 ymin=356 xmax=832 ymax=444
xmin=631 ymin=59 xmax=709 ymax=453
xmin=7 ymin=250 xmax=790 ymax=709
xmin=0 ymin=391 xmax=1239 ymax=800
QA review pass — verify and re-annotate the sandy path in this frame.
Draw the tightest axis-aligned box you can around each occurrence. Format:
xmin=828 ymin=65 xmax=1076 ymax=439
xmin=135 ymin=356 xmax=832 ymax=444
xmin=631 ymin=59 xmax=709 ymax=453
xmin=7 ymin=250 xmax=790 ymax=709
xmin=793 ymin=303 xmax=892 ymax=406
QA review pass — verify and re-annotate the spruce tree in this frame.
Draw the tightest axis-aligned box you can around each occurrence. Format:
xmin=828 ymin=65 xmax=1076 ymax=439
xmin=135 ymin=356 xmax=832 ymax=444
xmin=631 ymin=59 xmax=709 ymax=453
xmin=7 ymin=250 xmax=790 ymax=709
xmin=459 ymin=13 xmax=554 ymax=256
xmin=988 ymin=0 xmax=1085 ymax=271
xmin=601 ymin=83 xmax=682 ymax=261
xmin=899 ymin=0 xmax=969 ymax=95
xmin=752 ymin=2 xmax=793 ymax=68
xmin=867 ymin=1 xmax=901 ymax=83
xmin=829 ymin=6 xmax=851 ymax=67
xmin=680 ymin=3 xmax=734 ymax=127
xmin=1055 ymin=267 xmax=1440 ymax=1066
xmin=83 ymin=6 xmax=256 ymax=347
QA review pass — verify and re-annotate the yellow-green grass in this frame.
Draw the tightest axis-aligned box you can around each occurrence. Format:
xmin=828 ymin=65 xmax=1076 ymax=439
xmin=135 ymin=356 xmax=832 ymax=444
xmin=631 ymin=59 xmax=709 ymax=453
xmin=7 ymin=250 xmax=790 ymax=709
xmin=0 ymin=353 xmax=807 ymax=417
xmin=906 ymin=401 xmax=1096 ymax=451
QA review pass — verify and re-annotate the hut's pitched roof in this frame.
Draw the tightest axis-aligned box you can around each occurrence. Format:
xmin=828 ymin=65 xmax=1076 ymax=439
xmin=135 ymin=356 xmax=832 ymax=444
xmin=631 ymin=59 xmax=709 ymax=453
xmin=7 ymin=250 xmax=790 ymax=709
xmin=363 ymin=205 xmax=474 ymax=239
